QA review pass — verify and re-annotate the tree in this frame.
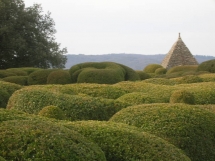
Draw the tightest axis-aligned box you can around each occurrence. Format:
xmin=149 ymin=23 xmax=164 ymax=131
xmin=0 ymin=0 xmax=67 ymax=69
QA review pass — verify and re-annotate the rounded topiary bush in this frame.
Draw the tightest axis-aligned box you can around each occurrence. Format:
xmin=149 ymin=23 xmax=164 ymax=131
xmin=38 ymin=105 xmax=65 ymax=120
xmin=69 ymin=62 xmax=139 ymax=84
xmin=2 ymin=76 xmax=28 ymax=85
xmin=166 ymin=65 xmax=198 ymax=74
xmin=0 ymin=88 xmax=10 ymax=108
xmin=0 ymin=81 xmax=22 ymax=95
xmin=136 ymin=70 xmax=151 ymax=80
xmin=197 ymin=59 xmax=215 ymax=73
xmin=62 ymin=121 xmax=190 ymax=161
xmin=19 ymin=67 xmax=42 ymax=75
xmin=28 ymin=69 xmax=58 ymax=85
xmin=110 ymin=103 xmax=215 ymax=161
xmin=170 ymin=90 xmax=195 ymax=104
xmin=116 ymin=92 xmax=152 ymax=106
xmin=0 ymin=119 xmax=106 ymax=161
xmin=47 ymin=70 xmax=71 ymax=84
xmin=155 ymin=67 xmax=167 ymax=75
xmin=0 ymin=70 xmax=16 ymax=78
xmin=7 ymin=87 xmax=125 ymax=121
xmin=143 ymin=78 xmax=176 ymax=85
xmin=143 ymin=64 xmax=163 ymax=73
xmin=6 ymin=68 xmax=28 ymax=76
xmin=173 ymin=75 xmax=203 ymax=84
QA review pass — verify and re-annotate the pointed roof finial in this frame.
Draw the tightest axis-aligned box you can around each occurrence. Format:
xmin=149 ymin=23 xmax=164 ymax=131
xmin=179 ymin=33 xmax=181 ymax=39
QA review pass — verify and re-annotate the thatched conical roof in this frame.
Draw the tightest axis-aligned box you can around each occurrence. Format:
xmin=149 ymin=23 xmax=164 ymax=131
xmin=161 ymin=33 xmax=198 ymax=69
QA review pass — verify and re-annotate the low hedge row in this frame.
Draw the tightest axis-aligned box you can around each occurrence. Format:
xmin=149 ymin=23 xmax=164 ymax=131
xmin=109 ymin=103 xmax=215 ymax=161
xmin=7 ymin=87 xmax=126 ymax=121
xmin=143 ymin=64 xmax=163 ymax=73
xmin=62 ymin=120 xmax=190 ymax=161
xmin=0 ymin=109 xmax=106 ymax=161
xmin=2 ymin=76 xmax=28 ymax=85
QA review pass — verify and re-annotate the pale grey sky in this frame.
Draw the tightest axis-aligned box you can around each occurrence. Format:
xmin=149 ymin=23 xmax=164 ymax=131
xmin=23 ymin=0 xmax=215 ymax=56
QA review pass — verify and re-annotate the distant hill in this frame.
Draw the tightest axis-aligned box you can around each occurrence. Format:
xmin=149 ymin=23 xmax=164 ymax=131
xmin=65 ymin=54 xmax=215 ymax=70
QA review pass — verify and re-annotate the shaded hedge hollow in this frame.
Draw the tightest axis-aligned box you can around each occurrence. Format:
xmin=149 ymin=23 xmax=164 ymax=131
xmin=170 ymin=90 xmax=195 ymax=104
xmin=27 ymin=69 xmax=59 ymax=85
xmin=2 ymin=76 xmax=28 ymax=85
xmin=197 ymin=59 xmax=215 ymax=73
xmin=0 ymin=111 xmax=106 ymax=161
xmin=0 ymin=70 xmax=16 ymax=78
xmin=38 ymin=105 xmax=65 ymax=120
xmin=47 ymin=70 xmax=71 ymax=84
xmin=143 ymin=64 xmax=163 ymax=73
xmin=110 ymin=103 xmax=215 ymax=161
xmin=69 ymin=62 xmax=140 ymax=84
xmin=62 ymin=121 xmax=191 ymax=161
xmin=7 ymin=87 xmax=126 ymax=121
xmin=0 ymin=81 xmax=22 ymax=108
xmin=166 ymin=65 xmax=198 ymax=74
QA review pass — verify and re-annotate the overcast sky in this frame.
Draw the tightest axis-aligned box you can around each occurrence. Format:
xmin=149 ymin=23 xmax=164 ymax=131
xmin=23 ymin=0 xmax=215 ymax=56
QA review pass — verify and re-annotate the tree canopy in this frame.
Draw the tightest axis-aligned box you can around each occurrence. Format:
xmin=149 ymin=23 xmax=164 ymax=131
xmin=0 ymin=0 xmax=67 ymax=69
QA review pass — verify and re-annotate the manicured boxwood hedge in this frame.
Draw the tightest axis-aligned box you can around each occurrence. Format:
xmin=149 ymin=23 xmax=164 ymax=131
xmin=7 ymin=87 xmax=126 ymax=121
xmin=136 ymin=70 xmax=151 ymax=80
xmin=166 ymin=65 xmax=198 ymax=74
xmin=0 ymin=70 xmax=16 ymax=78
xmin=171 ymin=75 xmax=203 ymax=84
xmin=2 ymin=76 xmax=28 ymax=85
xmin=6 ymin=68 xmax=28 ymax=76
xmin=69 ymin=62 xmax=140 ymax=84
xmin=197 ymin=59 xmax=215 ymax=73
xmin=170 ymin=90 xmax=195 ymax=104
xmin=110 ymin=103 xmax=215 ymax=161
xmin=0 ymin=87 xmax=10 ymax=108
xmin=62 ymin=120 xmax=190 ymax=161
xmin=143 ymin=78 xmax=176 ymax=85
xmin=38 ymin=105 xmax=65 ymax=120
xmin=0 ymin=112 xmax=106 ymax=161
xmin=143 ymin=64 xmax=163 ymax=73
xmin=47 ymin=70 xmax=71 ymax=84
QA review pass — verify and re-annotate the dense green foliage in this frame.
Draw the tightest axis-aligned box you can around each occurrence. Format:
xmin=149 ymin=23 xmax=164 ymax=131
xmin=197 ymin=59 xmax=215 ymax=73
xmin=136 ymin=70 xmax=151 ymax=80
xmin=143 ymin=64 xmax=163 ymax=73
xmin=0 ymin=87 xmax=10 ymax=108
xmin=170 ymin=90 xmax=195 ymax=104
xmin=155 ymin=67 xmax=167 ymax=75
xmin=2 ymin=76 xmax=28 ymax=85
xmin=0 ymin=70 xmax=16 ymax=78
xmin=0 ymin=0 xmax=67 ymax=69
xmin=172 ymin=75 xmax=203 ymax=84
xmin=0 ymin=110 xmax=106 ymax=161
xmin=110 ymin=103 xmax=215 ymax=161
xmin=38 ymin=105 xmax=65 ymax=120
xmin=62 ymin=121 xmax=190 ymax=161
xmin=47 ymin=70 xmax=71 ymax=84
xmin=7 ymin=87 xmax=126 ymax=121
xmin=6 ymin=68 xmax=28 ymax=76
xmin=167 ymin=65 xmax=198 ymax=74
xmin=69 ymin=62 xmax=140 ymax=84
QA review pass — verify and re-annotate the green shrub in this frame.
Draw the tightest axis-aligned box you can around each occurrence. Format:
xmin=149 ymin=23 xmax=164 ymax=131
xmin=7 ymin=87 xmax=126 ymax=121
xmin=197 ymin=59 xmax=215 ymax=73
xmin=19 ymin=67 xmax=42 ymax=75
xmin=0 ymin=80 xmax=22 ymax=95
xmin=0 ymin=118 xmax=106 ymax=160
xmin=69 ymin=62 xmax=139 ymax=84
xmin=28 ymin=69 xmax=58 ymax=85
xmin=116 ymin=92 xmax=153 ymax=106
xmin=143 ymin=64 xmax=163 ymax=73
xmin=155 ymin=67 xmax=167 ymax=75
xmin=167 ymin=65 xmax=198 ymax=74
xmin=143 ymin=78 xmax=176 ymax=85
xmin=47 ymin=70 xmax=71 ymax=84
xmin=110 ymin=103 xmax=215 ymax=161
xmin=0 ymin=156 xmax=6 ymax=161
xmin=6 ymin=68 xmax=28 ymax=76
xmin=0 ymin=70 xmax=16 ymax=78
xmin=198 ymin=73 xmax=215 ymax=82
xmin=62 ymin=121 xmax=190 ymax=161
xmin=38 ymin=105 xmax=65 ymax=120
xmin=0 ymin=88 xmax=10 ymax=108
xmin=136 ymin=70 xmax=151 ymax=80
xmin=170 ymin=90 xmax=195 ymax=104
xmin=172 ymin=75 xmax=203 ymax=84
xmin=2 ymin=76 xmax=28 ymax=85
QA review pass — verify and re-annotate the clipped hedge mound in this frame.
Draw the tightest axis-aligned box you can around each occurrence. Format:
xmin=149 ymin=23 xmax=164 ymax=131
xmin=38 ymin=105 xmax=65 ymax=120
xmin=136 ymin=70 xmax=151 ymax=80
xmin=69 ymin=62 xmax=139 ymax=84
xmin=116 ymin=92 xmax=152 ymax=106
xmin=143 ymin=78 xmax=176 ymax=85
xmin=166 ymin=65 xmax=198 ymax=74
xmin=170 ymin=90 xmax=195 ymax=104
xmin=199 ymin=73 xmax=215 ymax=82
xmin=47 ymin=70 xmax=71 ymax=84
xmin=62 ymin=121 xmax=190 ymax=161
xmin=172 ymin=75 xmax=203 ymax=84
xmin=2 ymin=76 xmax=28 ymax=85
xmin=19 ymin=67 xmax=42 ymax=75
xmin=197 ymin=59 xmax=215 ymax=73
xmin=155 ymin=67 xmax=167 ymax=75
xmin=28 ymin=69 xmax=59 ymax=85
xmin=110 ymin=103 xmax=215 ymax=161
xmin=0 ymin=118 xmax=106 ymax=160
xmin=143 ymin=64 xmax=163 ymax=73
xmin=6 ymin=68 xmax=28 ymax=76
xmin=7 ymin=87 xmax=126 ymax=121
xmin=0 ymin=70 xmax=16 ymax=78
xmin=0 ymin=88 xmax=10 ymax=108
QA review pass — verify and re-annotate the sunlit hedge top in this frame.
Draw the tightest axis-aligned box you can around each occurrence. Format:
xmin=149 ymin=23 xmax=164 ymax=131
xmin=62 ymin=120 xmax=190 ymax=161
xmin=110 ymin=103 xmax=215 ymax=161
